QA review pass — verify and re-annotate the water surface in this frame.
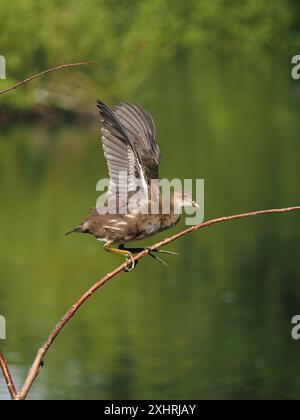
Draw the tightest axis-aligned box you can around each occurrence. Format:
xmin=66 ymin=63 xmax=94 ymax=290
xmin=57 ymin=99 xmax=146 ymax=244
xmin=1 ymin=52 xmax=300 ymax=400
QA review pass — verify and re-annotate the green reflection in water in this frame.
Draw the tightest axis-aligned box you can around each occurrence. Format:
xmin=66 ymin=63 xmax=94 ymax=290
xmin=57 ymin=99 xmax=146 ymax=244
xmin=0 ymin=51 xmax=300 ymax=400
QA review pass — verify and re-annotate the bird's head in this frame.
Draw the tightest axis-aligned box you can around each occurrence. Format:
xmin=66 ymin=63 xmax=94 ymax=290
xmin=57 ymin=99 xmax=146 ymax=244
xmin=173 ymin=191 xmax=199 ymax=209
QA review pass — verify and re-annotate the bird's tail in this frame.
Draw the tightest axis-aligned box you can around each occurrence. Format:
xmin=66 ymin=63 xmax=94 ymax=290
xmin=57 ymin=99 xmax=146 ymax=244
xmin=65 ymin=225 xmax=83 ymax=236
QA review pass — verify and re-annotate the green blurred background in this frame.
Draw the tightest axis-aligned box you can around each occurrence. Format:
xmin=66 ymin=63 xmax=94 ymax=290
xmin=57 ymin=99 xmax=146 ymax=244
xmin=0 ymin=0 xmax=300 ymax=400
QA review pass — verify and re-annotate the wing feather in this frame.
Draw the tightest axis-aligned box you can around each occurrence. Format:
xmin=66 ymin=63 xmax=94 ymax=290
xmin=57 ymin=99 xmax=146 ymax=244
xmin=114 ymin=103 xmax=160 ymax=180
xmin=97 ymin=100 xmax=148 ymax=199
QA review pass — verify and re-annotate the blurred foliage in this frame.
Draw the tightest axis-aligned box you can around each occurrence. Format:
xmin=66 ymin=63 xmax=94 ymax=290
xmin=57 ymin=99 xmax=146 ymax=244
xmin=0 ymin=0 xmax=300 ymax=112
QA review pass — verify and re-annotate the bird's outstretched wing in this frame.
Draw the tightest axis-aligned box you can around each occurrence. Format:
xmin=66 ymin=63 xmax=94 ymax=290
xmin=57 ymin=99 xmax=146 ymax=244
xmin=97 ymin=100 xmax=148 ymax=198
xmin=114 ymin=102 xmax=160 ymax=181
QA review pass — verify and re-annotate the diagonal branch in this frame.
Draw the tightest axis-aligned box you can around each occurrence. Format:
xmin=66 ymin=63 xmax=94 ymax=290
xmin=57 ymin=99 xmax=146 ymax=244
xmin=0 ymin=61 xmax=93 ymax=95
xmin=0 ymin=352 xmax=17 ymax=400
xmin=1 ymin=205 xmax=296 ymax=400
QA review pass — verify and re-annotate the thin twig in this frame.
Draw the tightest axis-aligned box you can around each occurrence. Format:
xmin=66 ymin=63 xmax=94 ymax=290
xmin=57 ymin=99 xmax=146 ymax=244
xmin=0 ymin=61 xmax=93 ymax=95
xmin=7 ymin=205 xmax=299 ymax=400
xmin=0 ymin=352 xmax=17 ymax=400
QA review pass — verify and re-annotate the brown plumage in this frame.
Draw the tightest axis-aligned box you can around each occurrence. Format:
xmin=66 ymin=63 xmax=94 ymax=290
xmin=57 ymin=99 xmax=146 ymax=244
xmin=67 ymin=100 xmax=198 ymax=271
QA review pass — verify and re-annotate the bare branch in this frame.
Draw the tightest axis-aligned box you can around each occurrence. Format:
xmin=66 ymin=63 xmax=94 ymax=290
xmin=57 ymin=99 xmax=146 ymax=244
xmin=0 ymin=60 xmax=91 ymax=400
xmin=0 ymin=61 xmax=93 ymax=95
xmin=0 ymin=352 xmax=17 ymax=400
xmin=8 ymin=205 xmax=299 ymax=400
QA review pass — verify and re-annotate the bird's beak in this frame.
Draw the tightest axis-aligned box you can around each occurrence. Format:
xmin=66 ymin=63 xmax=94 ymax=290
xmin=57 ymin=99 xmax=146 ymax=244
xmin=192 ymin=201 xmax=200 ymax=208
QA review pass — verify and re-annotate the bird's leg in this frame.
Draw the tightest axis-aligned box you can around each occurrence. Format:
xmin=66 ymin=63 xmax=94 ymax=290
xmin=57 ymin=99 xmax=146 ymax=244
xmin=104 ymin=241 xmax=135 ymax=272
xmin=119 ymin=245 xmax=177 ymax=268
xmin=119 ymin=244 xmax=177 ymax=256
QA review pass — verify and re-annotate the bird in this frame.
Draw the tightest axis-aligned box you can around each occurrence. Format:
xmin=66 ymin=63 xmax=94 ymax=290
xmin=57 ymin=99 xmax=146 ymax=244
xmin=66 ymin=100 xmax=199 ymax=271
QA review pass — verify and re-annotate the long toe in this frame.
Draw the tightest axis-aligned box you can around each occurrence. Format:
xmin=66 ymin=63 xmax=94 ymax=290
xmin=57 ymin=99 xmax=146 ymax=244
xmin=148 ymin=251 xmax=170 ymax=268
xmin=155 ymin=249 xmax=178 ymax=256
xmin=123 ymin=253 xmax=136 ymax=272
